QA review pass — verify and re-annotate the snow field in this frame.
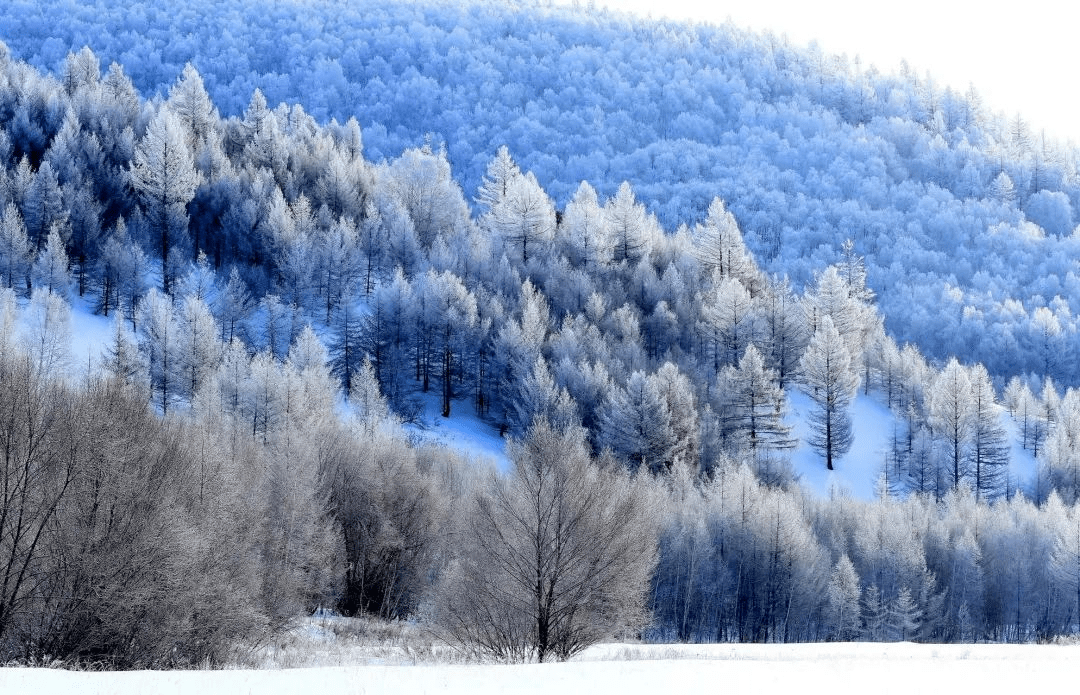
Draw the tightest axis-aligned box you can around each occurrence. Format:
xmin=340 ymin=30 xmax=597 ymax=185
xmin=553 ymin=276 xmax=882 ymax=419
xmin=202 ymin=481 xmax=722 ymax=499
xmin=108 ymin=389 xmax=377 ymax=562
xmin=2 ymin=642 xmax=1078 ymax=694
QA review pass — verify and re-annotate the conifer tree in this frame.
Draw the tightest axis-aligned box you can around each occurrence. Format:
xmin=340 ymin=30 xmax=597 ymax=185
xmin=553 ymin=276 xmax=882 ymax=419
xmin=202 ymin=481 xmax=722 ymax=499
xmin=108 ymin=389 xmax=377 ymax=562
xmin=605 ymin=181 xmax=649 ymax=265
xmin=719 ymin=344 xmax=795 ymax=455
xmin=129 ymin=109 xmax=200 ymax=294
xmin=827 ymin=554 xmax=861 ymax=641
xmin=968 ymin=364 xmax=1009 ymax=501
xmin=0 ymin=203 xmax=31 ymax=293
xmin=694 ymin=197 xmax=752 ymax=281
xmin=929 ymin=359 xmax=973 ymax=491
xmin=30 ymin=226 xmax=72 ymax=298
xmin=799 ymin=316 xmax=859 ymax=470
xmin=137 ymin=288 xmax=178 ymax=414
xmin=475 ymin=145 xmax=520 ymax=214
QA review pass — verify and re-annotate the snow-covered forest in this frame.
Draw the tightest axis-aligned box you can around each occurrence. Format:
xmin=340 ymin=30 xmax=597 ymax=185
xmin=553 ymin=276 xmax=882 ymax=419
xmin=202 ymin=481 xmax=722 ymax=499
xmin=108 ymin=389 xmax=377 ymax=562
xmin=3 ymin=0 xmax=1079 ymax=383
xmin=3 ymin=0 xmax=1080 ymax=669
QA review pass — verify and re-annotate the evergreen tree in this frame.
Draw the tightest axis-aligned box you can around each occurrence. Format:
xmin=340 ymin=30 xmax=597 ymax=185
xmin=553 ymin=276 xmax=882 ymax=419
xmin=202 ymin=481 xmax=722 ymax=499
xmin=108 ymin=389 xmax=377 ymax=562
xmin=968 ymin=364 xmax=1009 ymax=501
xmin=0 ymin=203 xmax=31 ymax=293
xmin=718 ymin=344 xmax=795 ymax=455
xmin=693 ymin=197 xmax=752 ymax=282
xmin=799 ymin=316 xmax=859 ymax=470
xmin=30 ymin=226 xmax=72 ymax=298
xmin=129 ymin=109 xmax=200 ymax=294
xmin=929 ymin=359 xmax=973 ymax=491
xmin=826 ymin=554 xmax=861 ymax=641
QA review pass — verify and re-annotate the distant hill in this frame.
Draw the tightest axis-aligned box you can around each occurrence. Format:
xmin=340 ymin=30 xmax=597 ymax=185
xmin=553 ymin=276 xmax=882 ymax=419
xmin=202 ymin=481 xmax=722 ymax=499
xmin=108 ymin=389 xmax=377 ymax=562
xmin=3 ymin=0 xmax=1080 ymax=382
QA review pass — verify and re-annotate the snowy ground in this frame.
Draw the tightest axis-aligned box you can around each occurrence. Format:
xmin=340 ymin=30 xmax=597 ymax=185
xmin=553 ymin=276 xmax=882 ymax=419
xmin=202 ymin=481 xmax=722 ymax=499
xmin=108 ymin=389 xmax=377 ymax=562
xmin=404 ymin=392 xmax=510 ymax=472
xmin=787 ymin=389 xmax=1040 ymax=501
xmin=787 ymin=389 xmax=894 ymax=500
xmin=66 ymin=293 xmax=116 ymax=380
xmin=2 ymin=642 xmax=1078 ymax=694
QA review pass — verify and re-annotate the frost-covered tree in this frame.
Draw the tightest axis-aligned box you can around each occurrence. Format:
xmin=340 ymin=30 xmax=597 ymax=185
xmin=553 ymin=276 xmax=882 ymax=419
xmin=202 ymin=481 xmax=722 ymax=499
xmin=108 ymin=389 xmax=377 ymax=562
xmin=599 ymin=370 xmax=676 ymax=474
xmin=30 ymin=227 xmax=72 ymax=298
xmin=556 ymin=180 xmax=611 ymax=269
xmin=826 ymin=554 xmax=861 ymax=641
xmin=137 ymin=288 xmax=178 ymax=414
xmin=384 ymin=145 xmax=468 ymax=249
xmin=129 ymin=109 xmax=200 ymax=294
xmin=214 ymin=265 xmax=253 ymax=344
xmin=175 ymin=294 xmax=222 ymax=401
xmin=490 ymin=171 xmax=556 ymax=265
xmin=329 ymin=287 xmax=364 ymax=398
xmin=475 ymin=145 xmax=520 ymax=214
xmin=605 ymin=181 xmax=649 ymax=265
xmin=718 ymin=344 xmax=795 ymax=456
xmin=967 ymin=364 xmax=1009 ymax=501
xmin=21 ymin=288 xmax=72 ymax=377
xmin=100 ymin=313 xmax=148 ymax=392
xmin=758 ymin=277 xmax=806 ymax=388
xmin=699 ymin=275 xmax=756 ymax=370
xmin=434 ymin=420 xmax=657 ymax=662
xmin=799 ymin=316 xmax=859 ymax=470
xmin=693 ymin=197 xmax=753 ymax=282
xmin=0 ymin=203 xmax=31 ymax=292
xmin=929 ymin=359 xmax=973 ymax=491
xmin=21 ymin=160 xmax=65 ymax=252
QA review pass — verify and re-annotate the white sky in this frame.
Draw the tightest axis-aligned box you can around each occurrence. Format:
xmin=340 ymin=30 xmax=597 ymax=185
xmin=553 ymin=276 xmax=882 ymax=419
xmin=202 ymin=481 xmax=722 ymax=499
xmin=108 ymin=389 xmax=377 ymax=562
xmin=562 ymin=0 xmax=1080 ymax=144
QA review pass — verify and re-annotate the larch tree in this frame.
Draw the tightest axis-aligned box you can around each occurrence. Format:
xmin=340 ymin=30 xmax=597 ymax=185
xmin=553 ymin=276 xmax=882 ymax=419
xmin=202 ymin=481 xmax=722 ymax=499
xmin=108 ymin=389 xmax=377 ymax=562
xmin=699 ymin=275 xmax=756 ymax=370
xmin=693 ymin=197 xmax=753 ymax=282
xmin=799 ymin=315 xmax=859 ymax=470
xmin=21 ymin=288 xmax=73 ymax=378
xmin=137 ymin=288 xmax=178 ymax=415
xmin=175 ymin=294 xmax=222 ymax=402
xmin=0 ymin=203 xmax=31 ymax=292
xmin=30 ymin=226 xmax=72 ymax=298
xmin=384 ymin=145 xmax=468 ymax=249
xmin=605 ymin=181 xmax=649 ymax=265
xmin=758 ymin=277 xmax=806 ymax=389
xmin=719 ymin=344 xmax=795 ymax=456
xmin=826 ymin=554 xmax=862 ymax=641
xmin=967 ymin=364 xmax=1009 ymax=501
xmin=556 ymin=180 xmax=611 ymax=269
xmin=929 ymin=359 xmax=973 ymax=491
xmin=167 ymin=64 xmax=219 ymax=157
xmin=474 ymin=145 xmax=521 ymax=215
xmin=129 ymin=109 xmax=200 ymax=294
xmin=214 ymin=265 xmax=253 ymax=344
xmin=598 ymin=370 xmax=676 ymax=475
xmin=21 ymin=160 xmax=65 ymax=252
xmin=490 ymin=170 xmax=556 ymax=265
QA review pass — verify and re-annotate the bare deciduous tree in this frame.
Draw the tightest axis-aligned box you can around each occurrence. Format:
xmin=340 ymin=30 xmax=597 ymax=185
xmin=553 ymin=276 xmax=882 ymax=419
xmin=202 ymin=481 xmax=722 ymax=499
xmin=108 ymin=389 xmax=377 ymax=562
xmin=435 ymin=419 xmax=657 ymax=662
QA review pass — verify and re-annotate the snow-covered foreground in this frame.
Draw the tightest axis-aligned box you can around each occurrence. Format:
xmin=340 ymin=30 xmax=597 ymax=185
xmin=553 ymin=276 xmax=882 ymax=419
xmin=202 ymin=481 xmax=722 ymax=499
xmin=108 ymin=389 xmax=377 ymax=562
xmin=2 ymin=642 xmax=1077 ymax=694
